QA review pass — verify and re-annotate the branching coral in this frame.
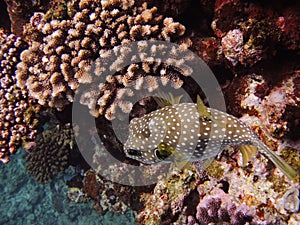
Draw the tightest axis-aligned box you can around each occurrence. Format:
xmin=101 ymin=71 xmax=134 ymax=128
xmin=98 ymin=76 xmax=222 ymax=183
xmin=15 ymin=0 xmax=187 ymax=113
xmin=4 ymin=0 xmax=51 ymax=36
xmin=0 ymin=29 xmax=41 ymax=163
xmin=195 ymin=189 xmax=253 ymax=225
xmin=26 ymin=123 xmax=74 ymax=183
xmin=79 ymin=39 xmax=194 ymax=119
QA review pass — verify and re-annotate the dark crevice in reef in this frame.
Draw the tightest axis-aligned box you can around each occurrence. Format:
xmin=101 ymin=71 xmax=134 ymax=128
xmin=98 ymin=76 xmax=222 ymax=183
xmin=0 ymin=0 xmax=10 ymax=30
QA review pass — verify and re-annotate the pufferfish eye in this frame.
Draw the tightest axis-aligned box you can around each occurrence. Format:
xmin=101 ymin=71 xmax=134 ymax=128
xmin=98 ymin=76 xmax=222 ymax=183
xmin=154 ymin=148 xmax=171 ymax=160
xmin=127 ymin=149 xmax=142 ymax=157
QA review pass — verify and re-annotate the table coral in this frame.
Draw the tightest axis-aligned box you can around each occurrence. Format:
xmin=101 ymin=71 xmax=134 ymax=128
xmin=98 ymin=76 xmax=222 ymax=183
xmin=15 ymin=0 xmax=187 ymax=114
xmin=0 ymin=29 xmax=41 ymax=164
xmin=26 ymin=122 xmax=74 ymax=184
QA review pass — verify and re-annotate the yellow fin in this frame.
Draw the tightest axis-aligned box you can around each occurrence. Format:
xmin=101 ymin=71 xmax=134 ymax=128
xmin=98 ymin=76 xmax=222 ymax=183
xmin=259 ymin=143 xmax=298 ymax=181
xmin=196 ymin=95 xmax=213 ymax=121
xmin=202 ymin=158 xmax=214 ymax=170
xmin=153 ymin=92 xmax=183 ymax=108
xmin=175 ymin=161 xmax=191 ymax=170
xmin=239 ymin=145 xmax=258 ymax=166
xmin=171 ymin=148 xmax=190 ymax=170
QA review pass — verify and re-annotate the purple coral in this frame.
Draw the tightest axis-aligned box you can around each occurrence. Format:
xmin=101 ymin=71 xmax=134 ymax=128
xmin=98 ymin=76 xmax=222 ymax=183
xmin=196 ymin=190 xmax=253 ymax=225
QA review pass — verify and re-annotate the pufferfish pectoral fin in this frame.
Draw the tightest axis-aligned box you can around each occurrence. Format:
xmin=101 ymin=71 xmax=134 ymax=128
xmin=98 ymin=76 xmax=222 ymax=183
xmin=196 ymin=95 xmax=214 ymax=122
xmin=239 ymin=145 xmax=258 ymax=166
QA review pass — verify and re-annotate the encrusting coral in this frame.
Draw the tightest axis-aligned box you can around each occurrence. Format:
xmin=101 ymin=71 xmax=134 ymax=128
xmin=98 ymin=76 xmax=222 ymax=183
xmin=81 ymin=170 xmax=140 ymax=215
xmin=225 ymin=71 xmax=300 ymax=139
xmin=0 ymin=29 xmax=41 ymax=163
xmin=15 ymin=0 xmax=188 ymax=118
xmin=26 ymin=122 xmax=74 ymax=184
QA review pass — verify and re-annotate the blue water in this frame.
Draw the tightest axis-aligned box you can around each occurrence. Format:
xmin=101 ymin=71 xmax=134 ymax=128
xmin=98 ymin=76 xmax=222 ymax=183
xmin=0 ymin=150 xmax=136 ymax=225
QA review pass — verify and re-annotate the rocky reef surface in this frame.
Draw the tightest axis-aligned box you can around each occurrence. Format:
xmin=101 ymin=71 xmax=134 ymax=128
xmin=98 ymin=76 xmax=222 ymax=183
xmin=0 ymin=0 xmax=299 ymax=224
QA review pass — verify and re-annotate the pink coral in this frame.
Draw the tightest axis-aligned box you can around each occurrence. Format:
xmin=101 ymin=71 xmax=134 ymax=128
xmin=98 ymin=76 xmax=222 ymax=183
xmin=0 ymin=29 xmax=40 ymax=163
xmin=196 ymin=188 xmax=253 ymax=225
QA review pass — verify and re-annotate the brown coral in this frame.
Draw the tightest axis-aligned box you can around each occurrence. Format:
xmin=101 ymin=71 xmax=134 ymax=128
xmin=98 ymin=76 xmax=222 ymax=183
xmin=26 ymin=123 xmax=74 ymax=184
xmin=0 ymin=29 xmax=40 ymax=164
xmin=79 ymin=39 xmax=193 ymax=120
xmin=4 ymin=0 xmax=51 ymax=36
xmin=15 ymin=0 xmax=187 ymax=113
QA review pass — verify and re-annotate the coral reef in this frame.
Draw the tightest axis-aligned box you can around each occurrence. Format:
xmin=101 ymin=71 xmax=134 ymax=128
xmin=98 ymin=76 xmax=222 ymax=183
xmin=147 ymin=0 xmax=192 ymax=17
xmin=195 ymin=188 xmax=253 ymax=225
xmin=137 ymin=166 xmax=198 ymax=225
xmin=79 ymin=39 xmax=193 ymax=119
xmin=26 ymin=122 xmax=74 ymax=184
xmin=210 ymin=0 xmax=299 ymax=68
xmin=79 ymin=169 xmax=144 ymax=215
xmin=15 ymin=0 xmax=187 ymax=114
xmin=137 ymin=146 xmax=299 ymax=225
xmin=0 ymin=0 xmax=299 ymax=224
xmin=0 ymin=29 xmax=41 ymax=163
xmin=225 ymin=71 xmax=300 ymax=139
xmin=4 ymin=0 xmax=51 ymax=36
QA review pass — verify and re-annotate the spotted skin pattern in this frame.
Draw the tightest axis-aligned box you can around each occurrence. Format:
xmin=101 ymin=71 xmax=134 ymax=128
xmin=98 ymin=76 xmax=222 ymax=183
xmin=124 ymin=103 xmax=297 ymax=180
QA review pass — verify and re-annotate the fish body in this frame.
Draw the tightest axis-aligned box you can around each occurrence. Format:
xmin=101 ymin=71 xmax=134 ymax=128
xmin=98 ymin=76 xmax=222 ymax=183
xmin=124 ymin=97 xmax=298 ymax=180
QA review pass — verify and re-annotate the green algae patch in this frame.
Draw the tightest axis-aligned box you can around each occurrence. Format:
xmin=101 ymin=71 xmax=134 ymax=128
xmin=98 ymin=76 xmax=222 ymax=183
xmin=205 ymin=160 xmax=224 ymax=179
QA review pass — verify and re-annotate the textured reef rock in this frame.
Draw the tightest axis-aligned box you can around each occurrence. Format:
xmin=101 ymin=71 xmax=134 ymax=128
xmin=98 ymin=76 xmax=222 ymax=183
xmin=26 ymin=122 xmax=74 ymax=183
xmin=137 ymin=150 xmax=300 ymax=225
xmin=80 ymin=170 xmax=143 ymax=215
xmin=0 ymin=29 xmax=41 ymax=163
xmin=225 ymin=71 xmax=300 ymax=139
xmin=206 ymin=0 xmax=300 ymax=68
xmin=67 ymin=168 xmax=153 ymax=215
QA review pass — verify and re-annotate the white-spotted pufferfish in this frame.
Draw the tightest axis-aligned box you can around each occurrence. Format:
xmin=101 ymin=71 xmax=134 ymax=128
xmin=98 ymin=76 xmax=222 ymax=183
xmin=124 ymin=95 xmax=298 ymax=180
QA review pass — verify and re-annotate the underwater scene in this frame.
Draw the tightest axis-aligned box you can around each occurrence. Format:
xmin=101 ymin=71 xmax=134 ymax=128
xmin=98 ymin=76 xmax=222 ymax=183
xmin=0 ymin=0 xmax=299 ymax=224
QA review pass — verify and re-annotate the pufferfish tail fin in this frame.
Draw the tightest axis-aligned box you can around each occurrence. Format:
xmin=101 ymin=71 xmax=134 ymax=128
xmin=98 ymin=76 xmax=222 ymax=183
xmin=153 ymin=92 xmax=183 ymax=108
xmin=258 ymin=143 xmax=298 ymax=181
